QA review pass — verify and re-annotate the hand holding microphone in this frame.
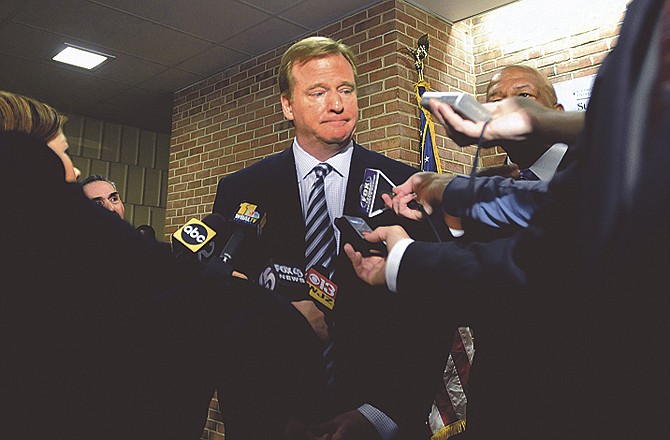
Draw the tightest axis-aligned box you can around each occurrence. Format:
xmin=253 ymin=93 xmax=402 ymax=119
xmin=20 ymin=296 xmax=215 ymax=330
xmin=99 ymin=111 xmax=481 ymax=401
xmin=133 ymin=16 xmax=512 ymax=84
xmin=386 ymin=172 xmax=455 ymax=219
xmin=343 ymin=225 xmax=411 ymax=287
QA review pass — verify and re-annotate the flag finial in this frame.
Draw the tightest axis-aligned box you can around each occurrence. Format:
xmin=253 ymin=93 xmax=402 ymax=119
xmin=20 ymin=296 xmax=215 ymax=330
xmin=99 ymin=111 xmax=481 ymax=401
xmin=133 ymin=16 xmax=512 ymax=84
xmin=405 ymin=34 xmax=429 ymax=82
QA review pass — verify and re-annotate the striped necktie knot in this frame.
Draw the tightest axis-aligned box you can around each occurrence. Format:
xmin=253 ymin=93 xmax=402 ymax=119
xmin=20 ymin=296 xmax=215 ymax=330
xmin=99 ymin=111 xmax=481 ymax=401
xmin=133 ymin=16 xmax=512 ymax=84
xmin=313 ymin=162 xmax=332 ymax=179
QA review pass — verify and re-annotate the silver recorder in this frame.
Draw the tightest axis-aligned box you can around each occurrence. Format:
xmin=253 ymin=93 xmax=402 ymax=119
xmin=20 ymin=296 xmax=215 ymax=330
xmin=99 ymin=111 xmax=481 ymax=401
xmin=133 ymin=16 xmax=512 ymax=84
xmin=420 ymin=91 xmax=492 ymax=122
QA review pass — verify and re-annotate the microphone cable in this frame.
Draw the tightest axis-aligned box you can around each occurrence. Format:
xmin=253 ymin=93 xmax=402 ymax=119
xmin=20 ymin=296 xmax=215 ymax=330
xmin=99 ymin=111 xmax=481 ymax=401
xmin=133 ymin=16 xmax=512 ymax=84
xmin=465 ymin=118 xmax=493 ymax=221
xmin=409 ymin=198 xmax=442 ymax=243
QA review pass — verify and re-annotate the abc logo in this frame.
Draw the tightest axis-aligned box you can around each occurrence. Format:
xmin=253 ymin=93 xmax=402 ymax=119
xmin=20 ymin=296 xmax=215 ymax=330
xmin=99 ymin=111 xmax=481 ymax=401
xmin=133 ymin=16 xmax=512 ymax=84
xmin=181 ymin=224 xmax=208 ymax=245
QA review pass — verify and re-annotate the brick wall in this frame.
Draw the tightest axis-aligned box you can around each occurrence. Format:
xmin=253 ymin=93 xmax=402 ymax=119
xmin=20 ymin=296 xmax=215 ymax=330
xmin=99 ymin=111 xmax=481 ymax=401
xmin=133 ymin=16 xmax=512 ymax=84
xmin=470 ymin=0 xmax=627 ymax=167
xmin=167 ymin=0 xmax=472 ymax=240
xmin=166 ymin=0 xmax=628 ymax=437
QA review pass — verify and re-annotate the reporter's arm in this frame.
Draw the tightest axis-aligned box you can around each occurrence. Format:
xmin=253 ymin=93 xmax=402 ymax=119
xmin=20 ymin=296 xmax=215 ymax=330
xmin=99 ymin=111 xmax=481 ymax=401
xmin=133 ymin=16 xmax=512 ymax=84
xmin=427 ymin=96 xmax=585 ymax=147
xmin=443 ymin=175 xmax=550 ymax=229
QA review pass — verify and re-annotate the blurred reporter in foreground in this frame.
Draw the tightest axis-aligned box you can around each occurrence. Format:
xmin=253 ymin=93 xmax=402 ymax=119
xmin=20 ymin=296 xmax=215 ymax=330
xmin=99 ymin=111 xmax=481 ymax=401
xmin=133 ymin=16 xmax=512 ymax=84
xmin=1 ymin=90 xmax=326 ymax=440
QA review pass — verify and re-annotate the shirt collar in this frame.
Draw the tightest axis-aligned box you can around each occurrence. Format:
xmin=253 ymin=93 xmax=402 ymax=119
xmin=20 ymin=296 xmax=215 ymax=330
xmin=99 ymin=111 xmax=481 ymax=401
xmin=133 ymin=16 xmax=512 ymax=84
xmin=292 ymin=139 xmax=353 ymax=181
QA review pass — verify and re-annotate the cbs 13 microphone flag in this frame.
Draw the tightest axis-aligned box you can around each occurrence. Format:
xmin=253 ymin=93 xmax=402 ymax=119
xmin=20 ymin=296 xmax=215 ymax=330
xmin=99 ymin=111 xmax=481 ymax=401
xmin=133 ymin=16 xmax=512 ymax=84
xmin=414 ymin=80 xmax=441 ymax=173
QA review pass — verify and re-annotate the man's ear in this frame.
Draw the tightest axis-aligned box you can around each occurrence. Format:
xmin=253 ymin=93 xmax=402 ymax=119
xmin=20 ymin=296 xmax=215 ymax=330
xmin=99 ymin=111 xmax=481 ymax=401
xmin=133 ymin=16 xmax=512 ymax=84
xmin=554 ymin=102 xmax=565 ymax=112
xmin=281 ymin=93 xmax=294 ymax=121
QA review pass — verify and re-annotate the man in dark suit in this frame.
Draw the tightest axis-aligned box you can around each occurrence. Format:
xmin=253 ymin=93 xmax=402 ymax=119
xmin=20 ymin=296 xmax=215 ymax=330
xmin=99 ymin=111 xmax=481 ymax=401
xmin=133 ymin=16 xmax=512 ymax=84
xmin=347 ymin=0 xmax=669 ymax=438
xmin=213 ymin=36 xmax=452 ymax=439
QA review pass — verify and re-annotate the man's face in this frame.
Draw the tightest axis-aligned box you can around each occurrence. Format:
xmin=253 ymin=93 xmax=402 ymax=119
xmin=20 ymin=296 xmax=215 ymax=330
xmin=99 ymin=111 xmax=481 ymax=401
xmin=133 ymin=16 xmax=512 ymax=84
xmin=486 ymin=67 xmax=562 ymax=110
xmin=281 ymin=54 xmax=358 ymax=159
xmin=83 ymin=181 xmax=125 ymax=219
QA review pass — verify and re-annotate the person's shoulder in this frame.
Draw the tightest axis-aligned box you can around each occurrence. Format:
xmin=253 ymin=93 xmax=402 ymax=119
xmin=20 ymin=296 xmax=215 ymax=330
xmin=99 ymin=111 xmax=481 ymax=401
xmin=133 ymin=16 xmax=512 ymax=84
xmin=213 ymin=146 xmax=293 ymax=214
xmin=217 ymin=147 xmax=291 ymax=187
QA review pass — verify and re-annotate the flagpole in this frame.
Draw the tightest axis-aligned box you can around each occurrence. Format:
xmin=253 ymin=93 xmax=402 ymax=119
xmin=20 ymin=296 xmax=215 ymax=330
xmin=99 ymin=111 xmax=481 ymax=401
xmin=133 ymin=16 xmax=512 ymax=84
xmin=405 ymin=34 xmax=475 ymax=440
xmin=405 ymin=34 xmax=442 ymax=173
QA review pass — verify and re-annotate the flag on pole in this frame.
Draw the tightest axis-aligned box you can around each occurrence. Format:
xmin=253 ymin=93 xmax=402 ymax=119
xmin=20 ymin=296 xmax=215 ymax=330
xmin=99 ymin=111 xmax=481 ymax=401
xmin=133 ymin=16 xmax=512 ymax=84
xmin=428 ymin=327 xmax=475 ymax=439
xmin=414 ymin=80 xmax=442 ymax=173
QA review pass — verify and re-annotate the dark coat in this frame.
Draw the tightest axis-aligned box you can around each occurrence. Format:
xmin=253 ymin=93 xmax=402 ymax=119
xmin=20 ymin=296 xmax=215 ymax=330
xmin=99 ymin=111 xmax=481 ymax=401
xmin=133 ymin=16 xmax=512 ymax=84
xmin=213 ymin=142 xmax=455 ymax=438
xmin=0 ymin=131 xmax=327 ymax=440
xmin=399 ymin=0 xmax=669 ymax=438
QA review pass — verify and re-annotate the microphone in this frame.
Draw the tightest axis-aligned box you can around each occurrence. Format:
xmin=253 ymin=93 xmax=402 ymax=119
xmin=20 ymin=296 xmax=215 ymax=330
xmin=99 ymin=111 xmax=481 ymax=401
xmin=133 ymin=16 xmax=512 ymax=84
xmin=359 ymin=168 xmax=423 ymax=217
xmin=258 ymin=260 xmax=308 ymax=302
xmin=359 ymin=168 xmax=442 ymax=242
xmin=259 ymin=261 xmax=338 ymax=319
xmin=359 ymin=168 xmax=394 ymax=217
xmin=194 ymin=214 xmax=229 ymax=263
xmin=171 ymin=214 xmax=225 ymax=259
xmin=220 ymin=201 xmax=266 ymax=265
xmin=305 ymin=265 xmax=338 ymax=316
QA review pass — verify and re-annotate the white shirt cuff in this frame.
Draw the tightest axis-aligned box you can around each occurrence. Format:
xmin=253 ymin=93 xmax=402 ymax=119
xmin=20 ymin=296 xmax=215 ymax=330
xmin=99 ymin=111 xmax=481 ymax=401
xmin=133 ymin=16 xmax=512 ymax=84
xmin=357 ymin=403 xmax=398 ymax=440
xmin=384 ymin=238 xmax=414 ymax=293
xmin=449 ymin=227 xmax=465 ymax=237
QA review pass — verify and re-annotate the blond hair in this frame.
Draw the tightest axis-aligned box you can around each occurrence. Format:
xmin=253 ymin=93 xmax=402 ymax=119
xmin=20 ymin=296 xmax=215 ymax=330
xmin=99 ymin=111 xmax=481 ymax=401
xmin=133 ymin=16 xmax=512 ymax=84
xmin=0 ymin=90 xmax=67 ymax=142
xmin=278 ymin=36 xmax=358 ymax=99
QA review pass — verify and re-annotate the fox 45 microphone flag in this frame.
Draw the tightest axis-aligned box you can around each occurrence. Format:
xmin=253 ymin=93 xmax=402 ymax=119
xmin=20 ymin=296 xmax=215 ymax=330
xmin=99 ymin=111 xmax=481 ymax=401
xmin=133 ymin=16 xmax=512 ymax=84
xmin=414 ymin=80 xmax=442 ymax=173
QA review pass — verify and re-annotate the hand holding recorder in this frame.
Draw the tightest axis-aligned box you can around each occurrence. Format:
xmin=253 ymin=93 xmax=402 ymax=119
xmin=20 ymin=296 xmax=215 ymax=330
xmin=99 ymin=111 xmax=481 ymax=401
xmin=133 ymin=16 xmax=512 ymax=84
xmin=343 ymin=225 xmax=411 ymax=287
xmin=424 ymin=94 xmax=584 ymax=149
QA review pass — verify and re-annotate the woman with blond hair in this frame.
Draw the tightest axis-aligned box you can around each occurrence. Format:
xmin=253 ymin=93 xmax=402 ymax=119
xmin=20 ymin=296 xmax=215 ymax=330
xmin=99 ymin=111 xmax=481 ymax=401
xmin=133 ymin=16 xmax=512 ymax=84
xmin=0 ymin=90 xmax=80 ymax=181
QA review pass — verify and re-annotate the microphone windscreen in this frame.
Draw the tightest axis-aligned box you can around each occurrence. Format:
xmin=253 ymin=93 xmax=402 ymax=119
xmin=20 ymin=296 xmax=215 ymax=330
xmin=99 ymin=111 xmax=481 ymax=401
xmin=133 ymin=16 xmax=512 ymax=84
xmin=195 ymin=213 xmax=229 ymax=262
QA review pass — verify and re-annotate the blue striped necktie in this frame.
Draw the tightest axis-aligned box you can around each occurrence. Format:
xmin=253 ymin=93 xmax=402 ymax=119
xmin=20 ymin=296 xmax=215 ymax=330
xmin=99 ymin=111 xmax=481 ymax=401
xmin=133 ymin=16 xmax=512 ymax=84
xmin=304 ymin=162 xmax=337 ymax=389
xmin=305 ymin=163 xmax=336 ymax=273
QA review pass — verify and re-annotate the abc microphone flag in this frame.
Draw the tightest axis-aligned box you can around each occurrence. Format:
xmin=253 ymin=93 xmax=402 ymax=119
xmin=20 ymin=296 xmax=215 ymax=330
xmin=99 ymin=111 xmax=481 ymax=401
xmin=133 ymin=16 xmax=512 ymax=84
xmin=172 ymin=217 xmax=217 ymax=253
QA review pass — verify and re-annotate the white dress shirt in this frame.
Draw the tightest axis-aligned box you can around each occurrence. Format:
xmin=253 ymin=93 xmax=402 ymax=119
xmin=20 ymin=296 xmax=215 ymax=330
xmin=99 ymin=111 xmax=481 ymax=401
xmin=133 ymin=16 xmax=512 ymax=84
xmin=292 ymin=139 xmax=399 ymax=440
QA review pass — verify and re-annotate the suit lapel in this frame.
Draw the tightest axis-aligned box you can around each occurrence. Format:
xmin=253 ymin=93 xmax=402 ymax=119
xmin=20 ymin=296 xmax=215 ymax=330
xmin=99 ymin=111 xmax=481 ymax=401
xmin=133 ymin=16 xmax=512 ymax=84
xmin=262 ymin=147 xmax=307 ymax=266
xmin=344 ymin=143 xmax=374 ymax=216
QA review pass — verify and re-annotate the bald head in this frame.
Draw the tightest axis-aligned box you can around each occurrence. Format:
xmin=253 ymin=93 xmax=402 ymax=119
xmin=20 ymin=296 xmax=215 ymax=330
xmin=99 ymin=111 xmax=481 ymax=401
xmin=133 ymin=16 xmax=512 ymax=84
xmin=486 ymin=65 xmax=563 ymax=111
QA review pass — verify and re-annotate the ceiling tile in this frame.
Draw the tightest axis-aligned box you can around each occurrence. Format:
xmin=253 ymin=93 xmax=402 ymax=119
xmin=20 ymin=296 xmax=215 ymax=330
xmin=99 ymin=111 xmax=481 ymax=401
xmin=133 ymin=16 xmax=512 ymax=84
xmin=0 ymin=21 xmax=166 ymax=86
xmin=14 ymin=0 xmax=214 ymax=66
xmin=0 ymin=0 xmax=23 ymax=19
xmin=224 ymin=17 xmax=308 ymax=56
xmin=0 ymin=52 xmax=128 ymax=101
xmin=93 ymin=0 xmax=274 ymax=43
xmin=237 ymin=0 xmax=304 ymax=14
xmin=137 ymin=68 xmax=205 ymax=94
xmin=176 ymin=45 xmax=248 ymax=76
xmin=281 ymin=0 xmax=380 ymax=29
